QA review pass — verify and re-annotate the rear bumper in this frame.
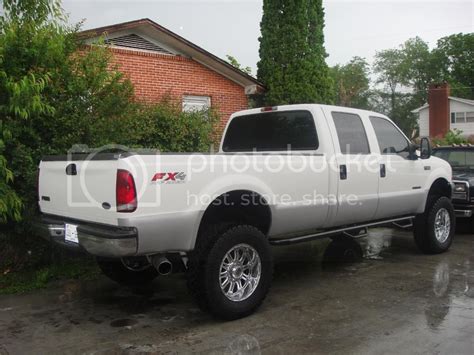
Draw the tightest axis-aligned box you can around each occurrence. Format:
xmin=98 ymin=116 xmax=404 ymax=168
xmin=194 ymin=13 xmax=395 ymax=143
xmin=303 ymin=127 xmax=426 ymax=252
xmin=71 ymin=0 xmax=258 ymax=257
xmin=36 ymin=214 xmax=138 ymax=257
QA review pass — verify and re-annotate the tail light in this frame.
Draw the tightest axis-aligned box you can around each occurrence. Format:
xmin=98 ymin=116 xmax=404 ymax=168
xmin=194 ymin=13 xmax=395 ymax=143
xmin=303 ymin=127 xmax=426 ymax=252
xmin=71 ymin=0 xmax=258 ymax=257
xmin=116 ymin=169 xmax=137 ymax=212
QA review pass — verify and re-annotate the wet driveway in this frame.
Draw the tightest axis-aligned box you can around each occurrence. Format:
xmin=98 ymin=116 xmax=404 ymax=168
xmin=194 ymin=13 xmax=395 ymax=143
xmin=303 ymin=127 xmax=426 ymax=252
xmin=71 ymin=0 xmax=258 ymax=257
xmin=1 ymin=224 xmax=473 ymax=354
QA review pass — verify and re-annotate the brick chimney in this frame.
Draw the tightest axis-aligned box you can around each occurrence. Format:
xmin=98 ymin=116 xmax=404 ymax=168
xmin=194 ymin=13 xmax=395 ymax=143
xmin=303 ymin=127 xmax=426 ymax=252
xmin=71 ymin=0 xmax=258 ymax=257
xmin=428 ymin=83 xmax=450 ymax=138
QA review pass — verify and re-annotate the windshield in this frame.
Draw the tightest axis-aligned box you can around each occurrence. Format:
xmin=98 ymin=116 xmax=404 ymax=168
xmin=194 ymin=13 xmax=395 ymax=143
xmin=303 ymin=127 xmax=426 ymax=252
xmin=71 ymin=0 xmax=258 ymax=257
xmin=433 ymin=149 xmax=474 ymax=170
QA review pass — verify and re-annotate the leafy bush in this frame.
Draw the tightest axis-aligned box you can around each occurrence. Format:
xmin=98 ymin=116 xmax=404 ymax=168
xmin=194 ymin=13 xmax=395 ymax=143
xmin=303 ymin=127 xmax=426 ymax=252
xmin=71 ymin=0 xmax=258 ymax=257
xmin=432 ymin=129 xmax=468 ymax=146
xmin=0 ymin=0 xmax=217 ymax=277
xmin=0 ymin=122 xmax=22 ymax=222
xmin=127 ymin=100 xmax=218 ymax=152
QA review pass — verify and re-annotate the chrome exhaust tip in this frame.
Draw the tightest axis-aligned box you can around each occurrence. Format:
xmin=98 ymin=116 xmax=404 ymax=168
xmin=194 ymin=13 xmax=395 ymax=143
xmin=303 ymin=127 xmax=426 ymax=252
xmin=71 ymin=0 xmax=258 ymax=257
xmin=152 ymin=255 xmax=172 ymax=275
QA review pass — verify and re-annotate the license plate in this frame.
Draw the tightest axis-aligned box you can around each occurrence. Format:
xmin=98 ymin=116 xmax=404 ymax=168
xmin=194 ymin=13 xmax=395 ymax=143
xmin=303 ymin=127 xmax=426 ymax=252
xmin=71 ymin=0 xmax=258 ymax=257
xmin=65 ymin=223 xmax=79 ymax=243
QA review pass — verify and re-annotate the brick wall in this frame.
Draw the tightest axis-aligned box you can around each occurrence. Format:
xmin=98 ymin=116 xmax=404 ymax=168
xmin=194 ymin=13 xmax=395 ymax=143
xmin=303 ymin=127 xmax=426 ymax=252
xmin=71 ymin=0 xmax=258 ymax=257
xmin=109 ymin=47 xmax=249 ymax=136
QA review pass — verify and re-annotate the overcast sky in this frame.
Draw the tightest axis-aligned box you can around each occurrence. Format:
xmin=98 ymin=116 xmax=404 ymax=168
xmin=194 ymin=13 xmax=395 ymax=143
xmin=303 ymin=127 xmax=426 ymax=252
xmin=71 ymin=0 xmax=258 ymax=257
xmin=63 ymin=0 xmax=473 ymax=75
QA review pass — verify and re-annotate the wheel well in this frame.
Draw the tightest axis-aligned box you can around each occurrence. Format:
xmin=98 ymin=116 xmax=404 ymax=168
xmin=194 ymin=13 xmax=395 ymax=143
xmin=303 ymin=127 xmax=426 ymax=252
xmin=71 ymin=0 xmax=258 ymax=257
xmin=428 ymin=178 xmax=452 ymax=199
xmin=197 ymin=190 xmax=272 ymax=238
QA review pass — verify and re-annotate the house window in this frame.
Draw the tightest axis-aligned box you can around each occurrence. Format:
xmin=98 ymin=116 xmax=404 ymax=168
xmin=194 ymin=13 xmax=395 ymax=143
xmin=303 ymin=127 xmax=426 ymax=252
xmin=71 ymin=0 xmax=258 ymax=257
xmin=452 ymin=112 xmax=466 ymax=123
xmin=182 ymin=95 xmax=211 ymax=113
xmin=466 ymin=112 xmax=474 ymax=123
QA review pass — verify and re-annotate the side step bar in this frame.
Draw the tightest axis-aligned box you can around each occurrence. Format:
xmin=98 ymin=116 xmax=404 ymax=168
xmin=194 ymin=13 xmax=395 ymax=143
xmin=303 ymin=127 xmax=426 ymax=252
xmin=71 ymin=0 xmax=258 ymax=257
xmin=269 ymin=216 xmax=415 ymax=246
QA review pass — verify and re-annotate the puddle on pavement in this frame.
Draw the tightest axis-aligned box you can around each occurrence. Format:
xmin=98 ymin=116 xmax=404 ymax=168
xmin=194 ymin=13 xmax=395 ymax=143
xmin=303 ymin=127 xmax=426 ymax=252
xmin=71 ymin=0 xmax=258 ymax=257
xmin=424 ymin=257 xmax=474 ymax=331
xmin=226 ymin=334 xmax=261 ymax=354
xmin=273 ymin=228 xmax=396 ymax=276
xmin=119 ymin=344 xmax=160 ymax=353
xmin=359 ymin=229 xmax=393 ymax=259
xmin=93 ymin=290 xmax=178 ymax=315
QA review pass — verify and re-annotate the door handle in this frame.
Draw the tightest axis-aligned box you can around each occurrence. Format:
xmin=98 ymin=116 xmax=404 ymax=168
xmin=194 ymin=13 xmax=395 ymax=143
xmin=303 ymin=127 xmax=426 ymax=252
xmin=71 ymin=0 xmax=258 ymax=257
xmin=65 ymin=164 xmax=77 ymax=176
xmin=380 ymin=164 xmax=386 ymax=178
xmin=340 ymin=164 xmax=347 ymax=180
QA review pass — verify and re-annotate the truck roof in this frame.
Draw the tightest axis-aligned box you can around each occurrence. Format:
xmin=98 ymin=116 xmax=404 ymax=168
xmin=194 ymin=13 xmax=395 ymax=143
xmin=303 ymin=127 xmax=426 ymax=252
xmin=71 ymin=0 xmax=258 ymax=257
xmin=230 ymin=104 xmax=390 ymax=120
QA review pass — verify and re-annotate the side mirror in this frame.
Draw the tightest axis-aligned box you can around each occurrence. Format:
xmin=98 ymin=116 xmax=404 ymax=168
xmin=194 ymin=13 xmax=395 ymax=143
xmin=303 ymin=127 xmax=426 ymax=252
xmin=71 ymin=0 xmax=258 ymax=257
xmin=408 ymin=143 xmax=419 ymax=160
xmin=420 ymin=137 xmax=431 ymax=159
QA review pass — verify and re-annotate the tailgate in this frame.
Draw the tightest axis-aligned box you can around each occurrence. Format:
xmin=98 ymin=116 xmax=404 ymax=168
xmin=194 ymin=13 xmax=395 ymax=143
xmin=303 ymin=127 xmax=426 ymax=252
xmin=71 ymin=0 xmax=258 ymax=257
xmin=39 ymin=156 xmax=119 ymax=225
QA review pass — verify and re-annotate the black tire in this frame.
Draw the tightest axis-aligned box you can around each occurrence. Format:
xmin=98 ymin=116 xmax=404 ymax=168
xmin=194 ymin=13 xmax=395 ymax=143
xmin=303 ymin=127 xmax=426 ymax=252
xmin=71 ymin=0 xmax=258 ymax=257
xmin=186 ymin=225 xmax=273 ymax=320
xmin=413 ymin=196 xmax=455 ymax=254
xmin=97 ymin=257 xmax=158 ymax=286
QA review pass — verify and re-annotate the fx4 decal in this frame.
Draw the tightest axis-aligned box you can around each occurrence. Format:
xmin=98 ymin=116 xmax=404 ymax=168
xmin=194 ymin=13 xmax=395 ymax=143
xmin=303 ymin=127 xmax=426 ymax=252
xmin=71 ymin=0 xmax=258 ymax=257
xmin=152 ymin=172 xmax=186 ymax=184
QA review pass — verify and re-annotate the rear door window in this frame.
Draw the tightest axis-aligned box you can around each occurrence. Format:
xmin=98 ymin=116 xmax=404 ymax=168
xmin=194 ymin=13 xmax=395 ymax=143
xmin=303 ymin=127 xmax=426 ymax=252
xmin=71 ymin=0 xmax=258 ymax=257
xmin=222 ymin=110 xmax=318 ymax=152
xmin=331 ymin=112 xmax=370 ymax=154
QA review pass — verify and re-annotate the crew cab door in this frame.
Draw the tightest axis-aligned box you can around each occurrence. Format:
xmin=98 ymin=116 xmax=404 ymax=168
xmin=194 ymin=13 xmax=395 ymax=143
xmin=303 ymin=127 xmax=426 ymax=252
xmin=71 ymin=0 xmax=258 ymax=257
xmin=367 ymin=116 xmax=426 ymax=219
xmin=323 ymin=109 xmax=380 ymax=226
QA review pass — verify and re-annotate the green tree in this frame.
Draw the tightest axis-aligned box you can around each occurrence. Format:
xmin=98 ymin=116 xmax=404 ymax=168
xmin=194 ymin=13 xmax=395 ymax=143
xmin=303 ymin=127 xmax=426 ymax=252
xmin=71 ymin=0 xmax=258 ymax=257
xmin=0 ymin=121 xmax=22 ymax=222
xmin=0 ymin=0 xmax=217 ymax=274
xmin=373 ymin=48 xmax=405 ymax=116
xmin=0 ymin=0 xmax=136 ymax=223
xmin=373 ymin=34 xmax=472 ymax=135
xmin=0 ymin=0 xmax=65 ymax=223
xmin=400 ymin=37 xmax=437 ymax=104
xmin=257 ymin=0 xmax=333 ymax=105
xmin=372 ymin=38 xmax=435 ymax=134
xmin=330 ymin=56 xmax=371 ymax=109
xmin=226 ymin=55 xmax=252 ymax=75
xmin=433 ymin=33 xmax=474 ymax=99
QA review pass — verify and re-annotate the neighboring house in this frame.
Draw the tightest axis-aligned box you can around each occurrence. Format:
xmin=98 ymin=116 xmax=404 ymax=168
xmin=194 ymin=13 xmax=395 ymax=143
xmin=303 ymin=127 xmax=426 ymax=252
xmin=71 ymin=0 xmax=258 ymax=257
xmin=412 ymin=83 xmax=474 ymax=138
xmin=79 ymin=18 xmax=264 ymax=134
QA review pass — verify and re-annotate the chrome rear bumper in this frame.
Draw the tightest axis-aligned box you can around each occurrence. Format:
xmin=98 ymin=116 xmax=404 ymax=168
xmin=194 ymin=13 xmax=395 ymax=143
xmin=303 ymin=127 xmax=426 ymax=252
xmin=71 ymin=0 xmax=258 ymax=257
xmin=36 ymin=214 xmax=138 ymax=257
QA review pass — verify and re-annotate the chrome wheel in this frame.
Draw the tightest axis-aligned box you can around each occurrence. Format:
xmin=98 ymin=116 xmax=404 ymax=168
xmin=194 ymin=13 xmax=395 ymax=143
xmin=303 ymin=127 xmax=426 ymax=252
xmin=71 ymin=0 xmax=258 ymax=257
xmin=434 ymin=208 xmax=451 ymax=243
xmin=219 ymin=243 xmax=261 ymax=302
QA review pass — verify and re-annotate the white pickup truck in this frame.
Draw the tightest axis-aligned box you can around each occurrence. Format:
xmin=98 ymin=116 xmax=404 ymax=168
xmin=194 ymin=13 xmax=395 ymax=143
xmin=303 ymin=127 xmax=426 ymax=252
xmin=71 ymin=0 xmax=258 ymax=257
xmin=38 ymin=104 xmax=455 ymax=319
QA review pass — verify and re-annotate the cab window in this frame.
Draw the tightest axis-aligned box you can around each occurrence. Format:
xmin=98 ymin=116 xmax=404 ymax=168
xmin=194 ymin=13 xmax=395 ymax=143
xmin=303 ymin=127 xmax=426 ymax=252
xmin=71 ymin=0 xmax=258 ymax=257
xmin=433 ymin=149 xmax=474 ymax=169
xmin=222 ymin=110 xmax=318 ymax=152
xmin=332 ymin=112 xmax=370 ymax=154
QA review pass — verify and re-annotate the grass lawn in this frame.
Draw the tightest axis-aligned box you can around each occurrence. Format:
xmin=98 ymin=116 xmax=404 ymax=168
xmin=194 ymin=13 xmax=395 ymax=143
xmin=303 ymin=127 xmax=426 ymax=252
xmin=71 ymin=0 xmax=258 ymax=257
xmin=0 ymin=259 xmax=100 ymax=295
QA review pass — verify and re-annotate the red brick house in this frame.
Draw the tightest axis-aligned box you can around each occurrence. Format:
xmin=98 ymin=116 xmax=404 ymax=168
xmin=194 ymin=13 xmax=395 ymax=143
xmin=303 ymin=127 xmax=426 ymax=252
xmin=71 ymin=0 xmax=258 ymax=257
xmin=79 ymin=18 xmax=264 ymax=133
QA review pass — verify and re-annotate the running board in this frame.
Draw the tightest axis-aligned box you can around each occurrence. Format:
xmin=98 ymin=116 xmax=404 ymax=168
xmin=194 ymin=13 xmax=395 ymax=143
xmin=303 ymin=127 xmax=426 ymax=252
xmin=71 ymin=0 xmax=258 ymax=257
xmin=269 ymin=216 xmax=415 ymax=246
xmin=343 ymin=227 xmax=368 ymax=239
xmin=392 ymin=220 xmax=414 ymax=229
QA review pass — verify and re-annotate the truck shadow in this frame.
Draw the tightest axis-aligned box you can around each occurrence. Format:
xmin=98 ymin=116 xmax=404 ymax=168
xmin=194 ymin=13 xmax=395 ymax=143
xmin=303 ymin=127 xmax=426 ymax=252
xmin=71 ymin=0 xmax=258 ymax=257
xmin=272 ymin=228 xmax=396 ymax=278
